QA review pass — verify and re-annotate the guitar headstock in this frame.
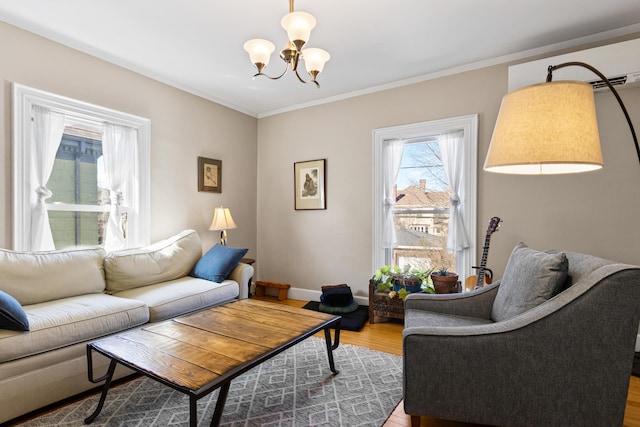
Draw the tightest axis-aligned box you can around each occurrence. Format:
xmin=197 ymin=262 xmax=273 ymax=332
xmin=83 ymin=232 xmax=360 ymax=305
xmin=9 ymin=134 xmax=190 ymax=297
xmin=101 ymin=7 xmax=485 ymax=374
xmin=487 ymin=217 xmax=501 ymax=235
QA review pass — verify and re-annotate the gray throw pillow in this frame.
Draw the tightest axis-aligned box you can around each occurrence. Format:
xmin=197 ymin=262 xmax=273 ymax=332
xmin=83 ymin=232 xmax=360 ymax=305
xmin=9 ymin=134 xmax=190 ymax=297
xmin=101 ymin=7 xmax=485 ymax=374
xmin=491 ymin=242 xmax=568 ymax=322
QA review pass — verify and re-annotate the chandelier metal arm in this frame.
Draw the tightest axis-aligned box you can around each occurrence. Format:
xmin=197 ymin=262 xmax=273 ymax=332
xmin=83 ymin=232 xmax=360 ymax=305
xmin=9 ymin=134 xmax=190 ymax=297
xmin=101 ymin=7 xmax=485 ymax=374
xmin=252 ymin=50 xmax=320 ymax=88
xmin=243 ymin=0 xmax=329 ymax=87
xmin=253 ymin=62 xmax=289 ymax=81
xmin=290 ymin=51 xmax=300 ymax=72
xmin=294 ymin=68 xmax=320 ymax=88
xmin=547 ymin=61 xmax=640 ymax=164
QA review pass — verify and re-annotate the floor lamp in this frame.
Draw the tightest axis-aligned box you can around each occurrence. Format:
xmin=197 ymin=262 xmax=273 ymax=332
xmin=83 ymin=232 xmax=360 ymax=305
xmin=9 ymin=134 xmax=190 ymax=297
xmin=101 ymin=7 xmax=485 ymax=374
xmin=484 ymin=61 xmax=639 ymax=174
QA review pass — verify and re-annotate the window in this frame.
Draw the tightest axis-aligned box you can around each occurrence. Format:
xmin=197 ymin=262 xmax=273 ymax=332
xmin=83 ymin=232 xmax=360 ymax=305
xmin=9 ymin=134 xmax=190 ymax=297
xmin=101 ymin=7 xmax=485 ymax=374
xmin=47 ymin=129 xmax=107 ymax=248
xmin=393 ymin=138 xmax=455 ymax=272
xmin=373 ymin=115 xmax=478 ymax=279
xmin=12 ymin=84 xmax=150 ymax=251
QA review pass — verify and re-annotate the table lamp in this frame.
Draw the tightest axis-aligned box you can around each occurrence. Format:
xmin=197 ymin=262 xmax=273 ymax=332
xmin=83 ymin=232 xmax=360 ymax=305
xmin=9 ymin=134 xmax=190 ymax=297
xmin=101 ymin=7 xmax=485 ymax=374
xmin=209 ymin=206 xmax=237 ymax=245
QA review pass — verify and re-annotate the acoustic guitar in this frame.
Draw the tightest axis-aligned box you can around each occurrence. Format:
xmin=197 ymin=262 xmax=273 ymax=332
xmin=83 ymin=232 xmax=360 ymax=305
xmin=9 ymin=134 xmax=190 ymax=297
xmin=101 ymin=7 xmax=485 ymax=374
xmin=465 ymin=216 xmax=501 ymax=290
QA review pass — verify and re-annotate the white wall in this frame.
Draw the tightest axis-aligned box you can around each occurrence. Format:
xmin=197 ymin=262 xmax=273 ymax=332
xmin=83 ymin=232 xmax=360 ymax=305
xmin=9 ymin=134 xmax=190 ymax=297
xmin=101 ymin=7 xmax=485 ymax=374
xmin=257 ymin=66 xmax=504 ymax=300
xmin=0 ymin=21 xmax=258 ymax=255
xmin=256 ymin=36 xmax=640 ymax=301
xmin=2 ymin=20 xmax=638 ymax=303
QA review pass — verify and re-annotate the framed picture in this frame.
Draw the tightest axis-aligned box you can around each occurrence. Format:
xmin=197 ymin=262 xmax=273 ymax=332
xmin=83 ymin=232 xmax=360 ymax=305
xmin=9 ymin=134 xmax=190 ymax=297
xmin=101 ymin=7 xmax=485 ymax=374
xmin=294 ymin=159 xmax=326 ymax=210
xmin=198 ymin=157 xmax=222 ymax=193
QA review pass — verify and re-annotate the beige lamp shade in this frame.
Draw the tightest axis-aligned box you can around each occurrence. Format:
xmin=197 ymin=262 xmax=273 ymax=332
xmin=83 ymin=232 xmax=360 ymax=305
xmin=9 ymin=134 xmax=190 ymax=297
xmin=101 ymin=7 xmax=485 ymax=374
xmin=484 ymin=81 xmax=604 ymax=174
xmin=209 ymin=206 xmax=237 ymax=231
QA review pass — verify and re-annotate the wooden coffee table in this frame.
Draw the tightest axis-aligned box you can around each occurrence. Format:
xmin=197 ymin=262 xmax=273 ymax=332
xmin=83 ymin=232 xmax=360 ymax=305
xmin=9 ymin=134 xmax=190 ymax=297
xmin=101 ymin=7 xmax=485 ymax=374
xmin=84 ymin=299 xmax=341 ymax=426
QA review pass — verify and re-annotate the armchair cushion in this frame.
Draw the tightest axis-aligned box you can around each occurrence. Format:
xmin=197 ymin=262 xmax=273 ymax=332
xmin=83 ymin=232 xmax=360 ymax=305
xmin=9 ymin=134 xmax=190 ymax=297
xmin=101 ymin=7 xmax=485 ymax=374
xmin=491 ymin=242 xmax=568 ymax=322
xmin=405 ymin=309 xmax=493 ymax=329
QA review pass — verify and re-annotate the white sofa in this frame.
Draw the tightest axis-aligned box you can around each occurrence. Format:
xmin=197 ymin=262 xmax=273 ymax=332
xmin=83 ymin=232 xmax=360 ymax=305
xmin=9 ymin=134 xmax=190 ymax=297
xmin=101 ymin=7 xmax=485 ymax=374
xmin=0 ymin=229 xmax=253 ymax=424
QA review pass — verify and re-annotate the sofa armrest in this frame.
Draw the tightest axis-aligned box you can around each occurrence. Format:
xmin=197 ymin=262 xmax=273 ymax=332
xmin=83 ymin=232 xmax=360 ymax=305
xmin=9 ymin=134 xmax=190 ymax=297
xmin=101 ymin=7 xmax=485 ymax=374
xmin=228 ymin=263 xmax=254 ymax=300
xmin=404 ymin=281 xmax=500 ymax=320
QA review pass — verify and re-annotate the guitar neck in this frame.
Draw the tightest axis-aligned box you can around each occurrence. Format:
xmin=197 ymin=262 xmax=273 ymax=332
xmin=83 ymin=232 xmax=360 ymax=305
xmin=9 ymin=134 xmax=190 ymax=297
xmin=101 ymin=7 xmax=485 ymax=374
xmin=476 ymin=235 xmax=492 ymax=286
xmin=474 ymin=217 xmax=500 ymax=288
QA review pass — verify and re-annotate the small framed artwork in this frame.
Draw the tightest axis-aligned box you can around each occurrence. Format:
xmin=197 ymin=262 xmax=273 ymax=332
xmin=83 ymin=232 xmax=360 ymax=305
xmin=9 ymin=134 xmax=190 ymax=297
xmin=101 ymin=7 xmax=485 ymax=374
xmin=294 ymin=159 xmax=326 ymax=210
xmin=198 ymin=157 xmax=222 ymax=193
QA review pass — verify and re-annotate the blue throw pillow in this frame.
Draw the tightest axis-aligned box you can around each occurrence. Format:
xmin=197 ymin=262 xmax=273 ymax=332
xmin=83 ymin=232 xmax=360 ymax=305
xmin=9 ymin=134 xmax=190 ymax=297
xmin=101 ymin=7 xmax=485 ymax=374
xmin=191 ymin=244 xmax=248 ymax=283
xmin=0 ymin=290 xmax=30 ymax=331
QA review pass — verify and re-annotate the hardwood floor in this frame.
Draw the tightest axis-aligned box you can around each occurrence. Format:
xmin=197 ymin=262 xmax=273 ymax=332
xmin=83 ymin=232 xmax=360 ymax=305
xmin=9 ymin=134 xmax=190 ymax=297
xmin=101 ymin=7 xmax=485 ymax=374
xmin=11 ymin=295 xmax=640 ymax=426
xmin=256 ymin=296 xmax=640 ymax=427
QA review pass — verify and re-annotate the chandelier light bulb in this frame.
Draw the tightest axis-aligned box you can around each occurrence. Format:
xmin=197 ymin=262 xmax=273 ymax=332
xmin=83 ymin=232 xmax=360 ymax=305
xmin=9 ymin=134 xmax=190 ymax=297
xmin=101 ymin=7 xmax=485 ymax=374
xmin=243 ymin=1 xmax=329 ymax=87
xmin=281 ymin=11 xmax=316 ymax=48
xmin=243 ymin=39 xmax=276 ymax=68
xmin=302 ymin=48 xmax=330 ymax=74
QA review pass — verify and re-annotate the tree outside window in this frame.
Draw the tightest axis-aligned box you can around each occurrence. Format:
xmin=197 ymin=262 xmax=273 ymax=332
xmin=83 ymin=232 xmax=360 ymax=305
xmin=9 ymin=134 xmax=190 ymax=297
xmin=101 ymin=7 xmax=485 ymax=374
xmin=392 ymin=139 xmax=455 ymax=273
xmin=373 ymin=115 xmax=478 ymax=281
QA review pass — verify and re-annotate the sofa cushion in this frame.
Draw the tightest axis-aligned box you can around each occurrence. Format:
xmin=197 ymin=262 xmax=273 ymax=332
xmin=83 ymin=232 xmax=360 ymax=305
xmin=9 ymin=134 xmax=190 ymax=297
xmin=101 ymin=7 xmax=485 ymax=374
xmin=112 ymin=276 xmax=239 ymax=322
xmin=0 ymin=294 xmax=149 ymax=363
xmin=491 ymin=242 xmax=568 ymax=322
xmin=0 ymin=290 xmax=29 ymax=331
xmin=0 ymin=247 xmax=106 ymax=305
xmin=105 ymin=229 xmax=202 ymax=293
xmin=191 ymin=244 xmax=248 ymax=283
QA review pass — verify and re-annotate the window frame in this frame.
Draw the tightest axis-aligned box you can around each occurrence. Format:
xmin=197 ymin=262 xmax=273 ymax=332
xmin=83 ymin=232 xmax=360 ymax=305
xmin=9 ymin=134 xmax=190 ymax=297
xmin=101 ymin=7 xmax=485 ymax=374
xmin=372 ymin=114 xmax=478 ymax=278
xmin=12 ymin=83 xmax=151 ymax=251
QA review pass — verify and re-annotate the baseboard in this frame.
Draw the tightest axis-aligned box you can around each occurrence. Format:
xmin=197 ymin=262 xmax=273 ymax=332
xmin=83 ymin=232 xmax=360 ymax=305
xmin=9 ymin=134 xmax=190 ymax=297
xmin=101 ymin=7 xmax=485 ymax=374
xmin=256 ymin=285 xmax=369 ymax=306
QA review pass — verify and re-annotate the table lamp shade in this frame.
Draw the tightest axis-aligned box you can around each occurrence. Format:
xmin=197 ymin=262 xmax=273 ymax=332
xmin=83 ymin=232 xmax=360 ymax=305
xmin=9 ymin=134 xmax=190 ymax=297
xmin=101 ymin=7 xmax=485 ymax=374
xmin=484 ymin=81 xmax=604 ymax=174
xmin=209 ymin=207 xmax=237 ymax=231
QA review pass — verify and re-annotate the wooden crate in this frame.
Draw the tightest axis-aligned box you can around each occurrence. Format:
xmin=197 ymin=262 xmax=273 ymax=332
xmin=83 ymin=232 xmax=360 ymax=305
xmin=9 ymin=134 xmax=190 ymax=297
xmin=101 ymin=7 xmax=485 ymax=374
xmin=368 ymin=279 xmax=405 ymax=324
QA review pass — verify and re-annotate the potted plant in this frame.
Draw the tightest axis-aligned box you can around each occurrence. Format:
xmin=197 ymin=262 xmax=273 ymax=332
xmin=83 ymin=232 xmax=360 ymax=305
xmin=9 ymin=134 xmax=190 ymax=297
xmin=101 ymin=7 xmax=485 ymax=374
xmin=430 ymin=268 xmax=460 ymax=294
xmin=373 ymin=264 xmax=435 ymax=300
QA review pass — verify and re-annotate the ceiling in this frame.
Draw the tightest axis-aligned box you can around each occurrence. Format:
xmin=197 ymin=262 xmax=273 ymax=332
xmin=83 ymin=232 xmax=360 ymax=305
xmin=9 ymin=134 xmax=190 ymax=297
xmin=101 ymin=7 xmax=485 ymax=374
xmin=1 ymin=0 xmax=640 ymax=118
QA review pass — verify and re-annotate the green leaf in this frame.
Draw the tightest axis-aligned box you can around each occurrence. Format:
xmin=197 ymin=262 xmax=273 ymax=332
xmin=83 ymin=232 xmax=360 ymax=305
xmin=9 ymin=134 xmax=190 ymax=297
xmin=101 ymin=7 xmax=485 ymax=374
xmin=398 ymin=288 xmax=410 ymax=300
xmin=377 ymin=282 xmax=391 ymax=292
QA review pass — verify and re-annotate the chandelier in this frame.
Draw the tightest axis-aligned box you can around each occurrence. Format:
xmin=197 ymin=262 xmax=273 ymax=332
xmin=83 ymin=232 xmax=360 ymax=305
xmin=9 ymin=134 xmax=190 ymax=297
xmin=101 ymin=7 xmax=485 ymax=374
xmin=243 ymin=0 xmax=330 ymax=88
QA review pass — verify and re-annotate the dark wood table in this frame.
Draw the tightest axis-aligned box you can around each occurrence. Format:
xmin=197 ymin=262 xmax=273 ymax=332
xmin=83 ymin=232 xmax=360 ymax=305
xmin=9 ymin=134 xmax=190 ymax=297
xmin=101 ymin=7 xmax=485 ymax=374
xmin=84 ymin=299 xmax=341 ymax=426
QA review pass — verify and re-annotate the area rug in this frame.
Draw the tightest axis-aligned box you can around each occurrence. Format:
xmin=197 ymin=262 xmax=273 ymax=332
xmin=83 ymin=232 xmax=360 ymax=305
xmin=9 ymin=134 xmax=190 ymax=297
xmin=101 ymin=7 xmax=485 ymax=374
xmin=18 ymin=338 xmax=402 ymax=427
xmin=302 ymin=301 xmax=369 ymax=331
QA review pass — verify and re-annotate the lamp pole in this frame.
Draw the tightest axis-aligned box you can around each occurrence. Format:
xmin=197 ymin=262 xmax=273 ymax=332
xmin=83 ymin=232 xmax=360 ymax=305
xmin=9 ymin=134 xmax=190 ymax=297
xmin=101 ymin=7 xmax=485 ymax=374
xmin=546 ymin=61 xmax=640 ymax=164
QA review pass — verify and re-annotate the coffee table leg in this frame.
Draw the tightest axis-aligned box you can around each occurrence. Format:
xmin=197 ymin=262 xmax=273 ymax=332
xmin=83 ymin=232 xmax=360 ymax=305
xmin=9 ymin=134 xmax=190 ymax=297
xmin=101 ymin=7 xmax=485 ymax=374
xmin=84 ymin=359 xmax=117 ymax=424
xmin=209 ymin=382 xmax=231 ymax=427
xmin=323 ymin=326 xmax=340 ymax=375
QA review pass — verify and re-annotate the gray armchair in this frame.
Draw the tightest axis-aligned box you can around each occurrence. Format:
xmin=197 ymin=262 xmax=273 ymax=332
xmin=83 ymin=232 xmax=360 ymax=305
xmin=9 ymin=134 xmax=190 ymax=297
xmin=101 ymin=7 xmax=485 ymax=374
xmin=403 ymin=246 xmax=640 ymax=427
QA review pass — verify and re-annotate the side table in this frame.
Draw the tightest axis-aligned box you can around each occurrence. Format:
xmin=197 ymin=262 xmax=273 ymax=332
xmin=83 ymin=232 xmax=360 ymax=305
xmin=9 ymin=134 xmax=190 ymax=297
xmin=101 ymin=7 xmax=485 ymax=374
xmin=368 ymin=279 xmax=405 ymax=324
